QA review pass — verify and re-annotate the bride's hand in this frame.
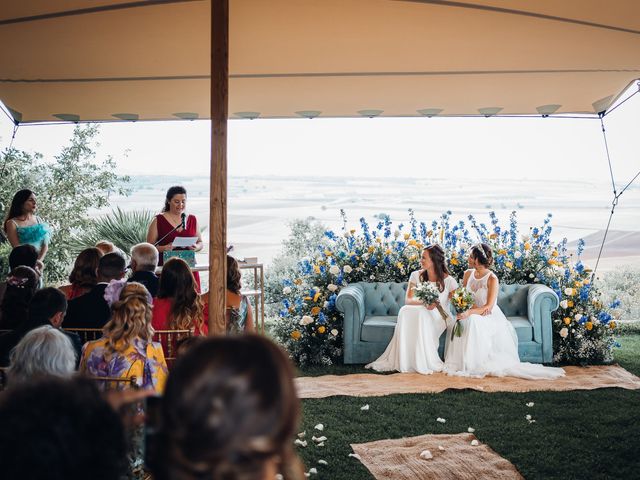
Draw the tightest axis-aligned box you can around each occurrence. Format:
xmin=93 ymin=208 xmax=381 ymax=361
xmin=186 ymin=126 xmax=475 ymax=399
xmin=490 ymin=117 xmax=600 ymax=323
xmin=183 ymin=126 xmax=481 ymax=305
xmin=425 ymin=303 xmax=437 ymax=310
xmin=456 ymin=311 xmax=470 ymax=320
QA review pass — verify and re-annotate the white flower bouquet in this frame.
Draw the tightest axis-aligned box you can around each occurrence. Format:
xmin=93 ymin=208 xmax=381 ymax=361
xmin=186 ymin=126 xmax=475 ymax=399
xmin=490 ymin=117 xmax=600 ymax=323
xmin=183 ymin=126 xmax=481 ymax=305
xmin=413 ymin=282 xmax=449 ymax=323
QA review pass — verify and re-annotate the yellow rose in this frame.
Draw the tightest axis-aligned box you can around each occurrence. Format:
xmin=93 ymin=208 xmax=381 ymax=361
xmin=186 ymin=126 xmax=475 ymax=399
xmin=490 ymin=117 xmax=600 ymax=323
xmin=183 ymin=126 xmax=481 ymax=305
xmin=294 ymin=278 xmax=303 ymax=285
xmin=498 ymin=249 xmax=507 ymax=256
xmin=552 ymin=250 xmax=559 ymax=257
xmin=396 ymin=262 xmax=404 ymax=269
xmin=408 ymin=239 xmax=417 ymax=246
xmin=311 ymin=306 xmax=321 ymax=315
xmin=324 ymin=250 xmax=332 ymax=256
xmin=563 ymin=317 xmax=571 ymax=325
xmin=585 ymin=321 xmax=593 ymax=331
xmin=567 ymin=300 xmax=574 ymax=308
xmin=505 ymin=261 xmax=513 ymax=269
xmin=291 ymin=330 xmax=301 ymax=340
xmin=404 ymin=233 xmax=410 ymax=240
xmin=489 ymin=233 xmax=498 ymax=240
xmin=375 ymin=238 xmax=382 ymax=243
xmin=583 ymin=279 xmax=590 ymax=285
xmin=313 ymin=291 xmax=321 ymax=303
xmin=427 ymin=230 xmax=433 ymax=237
xmin=368 ymin=246 xmax=376 ymax=253
xmin=289 ymin=307 xmax=295 ymax=313
xmin=409 ymin=255 xmax=417 ymax=261
xmin=313 ymin=265 xmax=320 ymax=274
xmin=385 ymin=248 xmax=392 ymax=255
xmin=609 ymin=321 xmax=616 ymax=329
xmin=524 ymin=242 xmax=531 ymax=251
xmin=451 ymin=258 xmax=459 ymax=265
xmin=317 ymin=326 xmax=326 ymax=334
xmin=350 ymin=229 xmax=356 ymax=234
xmin=574 ymin=281 xmax=582 ymax=288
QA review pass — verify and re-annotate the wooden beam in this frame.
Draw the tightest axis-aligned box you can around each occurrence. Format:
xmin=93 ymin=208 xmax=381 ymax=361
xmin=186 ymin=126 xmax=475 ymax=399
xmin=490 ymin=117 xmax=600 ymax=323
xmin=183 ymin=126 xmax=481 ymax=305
xmin=209 ymin=0 xmax=228 ymax=335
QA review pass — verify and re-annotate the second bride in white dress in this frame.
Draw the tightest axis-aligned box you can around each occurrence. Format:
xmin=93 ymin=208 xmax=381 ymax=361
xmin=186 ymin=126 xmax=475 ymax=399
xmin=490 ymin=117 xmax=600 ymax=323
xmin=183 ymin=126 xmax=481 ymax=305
xmin=444 ymin=243 xmax=565 ymax=380
xmin=366 ymin=245 xmax=458 ymax=375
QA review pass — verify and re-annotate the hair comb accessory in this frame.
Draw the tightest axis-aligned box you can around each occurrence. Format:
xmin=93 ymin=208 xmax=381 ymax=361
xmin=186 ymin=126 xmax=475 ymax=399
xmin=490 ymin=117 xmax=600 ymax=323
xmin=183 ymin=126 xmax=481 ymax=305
xmin=103 ymin=278 xmax=128 ymax=307
xmin=6 ymin=275 xmax=29 ymax=288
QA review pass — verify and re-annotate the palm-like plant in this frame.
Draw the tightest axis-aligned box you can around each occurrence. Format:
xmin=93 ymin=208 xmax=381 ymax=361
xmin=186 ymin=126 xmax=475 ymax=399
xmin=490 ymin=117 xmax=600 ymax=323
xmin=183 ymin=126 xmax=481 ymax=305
xmin=68 ymin=208 xmax=156 ymax=257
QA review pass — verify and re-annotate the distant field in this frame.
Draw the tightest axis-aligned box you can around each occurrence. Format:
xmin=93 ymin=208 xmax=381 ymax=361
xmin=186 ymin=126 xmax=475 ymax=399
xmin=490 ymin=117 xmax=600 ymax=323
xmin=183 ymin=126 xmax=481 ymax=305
xmin=103 ymin=175 xmax=640 ymax=270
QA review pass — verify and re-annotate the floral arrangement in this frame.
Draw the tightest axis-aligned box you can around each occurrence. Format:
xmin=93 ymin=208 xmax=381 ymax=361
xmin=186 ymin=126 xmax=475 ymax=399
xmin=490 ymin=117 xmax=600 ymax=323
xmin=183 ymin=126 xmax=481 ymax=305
xmin=413 ymin=282 xmax=449 ymax=323
xmin=450 ymin=287 xmax=475 ymax=339
xmin=271 ymin=210 xmax=620 ymax=366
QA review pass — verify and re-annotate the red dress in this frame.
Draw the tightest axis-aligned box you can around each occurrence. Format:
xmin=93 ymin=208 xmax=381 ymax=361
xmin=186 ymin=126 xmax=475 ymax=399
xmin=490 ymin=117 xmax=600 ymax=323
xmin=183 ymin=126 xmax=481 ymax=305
xmin=155 ymin=213 xmax=201 ymax=289
xmin=151 ymin=297 xmax=209 ymax=362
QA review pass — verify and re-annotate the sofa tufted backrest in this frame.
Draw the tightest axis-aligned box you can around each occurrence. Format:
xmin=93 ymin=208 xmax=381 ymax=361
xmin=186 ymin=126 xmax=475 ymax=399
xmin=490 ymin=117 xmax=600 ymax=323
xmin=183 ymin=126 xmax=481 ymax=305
xmin=497 ymin=284 xmax=529 ymax=317
xmin=360 ymin=282 xmax=408 ymax=316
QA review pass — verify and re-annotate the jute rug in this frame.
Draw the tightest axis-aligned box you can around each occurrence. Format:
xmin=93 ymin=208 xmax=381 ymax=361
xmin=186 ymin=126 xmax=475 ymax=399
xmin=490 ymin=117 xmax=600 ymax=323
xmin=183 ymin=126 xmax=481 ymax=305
xmin=296 ymin=365 xmax=640 ymax=398
xmin=351 ymin=433 xmax=523 ymax=480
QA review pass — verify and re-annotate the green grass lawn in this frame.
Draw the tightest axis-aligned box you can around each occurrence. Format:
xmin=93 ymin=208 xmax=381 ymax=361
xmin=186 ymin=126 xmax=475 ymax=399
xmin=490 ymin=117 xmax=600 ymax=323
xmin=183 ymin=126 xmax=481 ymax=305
xmin=297 ymin=334 xmax=640 ymax=479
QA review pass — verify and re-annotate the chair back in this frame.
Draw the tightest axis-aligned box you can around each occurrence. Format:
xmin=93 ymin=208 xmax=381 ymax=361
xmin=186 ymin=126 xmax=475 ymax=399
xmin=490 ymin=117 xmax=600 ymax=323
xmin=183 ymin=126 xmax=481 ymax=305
xmin=65 ymin=328 xmax=103 ymax=344
xmin=85 ymin=374 xmax=138 ymax=391
xmin=153 ymin=329 xmax=192 ymax=366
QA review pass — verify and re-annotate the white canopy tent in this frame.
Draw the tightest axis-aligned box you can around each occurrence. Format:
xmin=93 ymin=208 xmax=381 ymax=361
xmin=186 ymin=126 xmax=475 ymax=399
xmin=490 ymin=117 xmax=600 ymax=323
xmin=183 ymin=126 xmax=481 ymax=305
xmin=1 ymin=0 xmax=638 ymax=332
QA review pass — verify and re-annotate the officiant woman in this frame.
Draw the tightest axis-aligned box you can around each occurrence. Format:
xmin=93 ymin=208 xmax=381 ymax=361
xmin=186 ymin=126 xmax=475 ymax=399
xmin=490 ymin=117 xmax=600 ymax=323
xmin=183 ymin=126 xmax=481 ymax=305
xmin=147 ymin=186 xmax=203 ymax=288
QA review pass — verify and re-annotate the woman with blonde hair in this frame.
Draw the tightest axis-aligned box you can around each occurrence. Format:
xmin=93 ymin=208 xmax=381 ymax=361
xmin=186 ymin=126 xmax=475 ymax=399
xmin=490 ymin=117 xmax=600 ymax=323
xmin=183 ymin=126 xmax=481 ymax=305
xmin=152 ymin=258 xmax=207 ymax=335
xmin=80 ymin=282 xmax=168 ymax=393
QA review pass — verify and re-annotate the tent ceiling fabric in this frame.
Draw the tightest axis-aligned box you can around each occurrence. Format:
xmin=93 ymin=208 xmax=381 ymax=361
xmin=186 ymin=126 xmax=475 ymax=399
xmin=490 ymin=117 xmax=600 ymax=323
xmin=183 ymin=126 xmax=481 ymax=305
xmin=1 ymin=0 xmax=639 ymax=123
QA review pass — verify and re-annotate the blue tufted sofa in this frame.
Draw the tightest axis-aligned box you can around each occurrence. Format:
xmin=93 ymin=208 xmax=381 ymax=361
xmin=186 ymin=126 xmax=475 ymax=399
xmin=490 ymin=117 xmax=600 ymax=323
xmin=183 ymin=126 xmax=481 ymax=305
xmin=335 ymin=282 xmax=559 ymax=365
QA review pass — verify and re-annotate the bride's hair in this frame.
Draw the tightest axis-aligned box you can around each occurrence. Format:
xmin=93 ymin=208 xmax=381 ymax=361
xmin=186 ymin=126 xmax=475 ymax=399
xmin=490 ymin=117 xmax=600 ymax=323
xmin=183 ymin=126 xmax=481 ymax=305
xmin=420 ymin=245 xmax=449 ymax=292
xmin=470 ymin=243 xmax=494 ymax=267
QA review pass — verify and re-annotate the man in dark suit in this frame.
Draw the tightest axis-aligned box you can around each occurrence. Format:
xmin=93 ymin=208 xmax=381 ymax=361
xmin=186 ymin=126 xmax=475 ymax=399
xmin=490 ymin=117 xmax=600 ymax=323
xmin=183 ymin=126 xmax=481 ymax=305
xmin=0 ymin=288 xmax=82 ymax=367
xmin=63 ymin=252 xmax=126 ymax=329
xmin=128 ymin=242 xmax=160 ymax=297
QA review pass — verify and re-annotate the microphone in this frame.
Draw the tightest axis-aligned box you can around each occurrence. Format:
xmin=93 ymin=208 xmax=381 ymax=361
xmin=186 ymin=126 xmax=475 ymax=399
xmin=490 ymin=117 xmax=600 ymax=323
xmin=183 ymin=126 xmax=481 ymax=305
xmin=180 ymin=213 xmax=186 ymax=229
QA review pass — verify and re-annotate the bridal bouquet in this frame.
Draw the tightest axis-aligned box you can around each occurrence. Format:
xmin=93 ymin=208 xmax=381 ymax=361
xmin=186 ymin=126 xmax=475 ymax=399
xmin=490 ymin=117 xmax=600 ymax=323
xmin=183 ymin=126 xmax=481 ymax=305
xmin=413 ymin=282 xmax=449 ymax=323
xmin=450 ymin=287 xmax=475 ymax=339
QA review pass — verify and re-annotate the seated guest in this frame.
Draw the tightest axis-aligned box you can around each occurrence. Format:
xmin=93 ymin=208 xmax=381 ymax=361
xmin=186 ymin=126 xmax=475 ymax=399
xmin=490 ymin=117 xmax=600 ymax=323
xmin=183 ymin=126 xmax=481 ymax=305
xmin=80 ymin=282 xmax=168 ymax=393
xmin=152 ymin=257 xmax=207 ymax=335
xmin=58 ymin=247 xmax=103 ymax=300
xmin=0 ymin=245 xmax=39 ymax=322
xmin=128 ymin=242 xmax=160 ymax=297
xmin=8 ymin=325 xmax=76 ymax=385
xmin=0 ymin=288 xmax=81 ymax=367
xmin=0 ymin=266 xmax=39 ymax=329
xmin=0 ymin=377 xmax=127 ymax=479
xmin=95 ymin=239 xmax=117 ymax=255
xmin=226 ymin=255 xmax=255 ymax=333
xmin=150 ymin=335 xmax=305 ymax=480
xmin=64 ymin=252 xmax=126 ymax=329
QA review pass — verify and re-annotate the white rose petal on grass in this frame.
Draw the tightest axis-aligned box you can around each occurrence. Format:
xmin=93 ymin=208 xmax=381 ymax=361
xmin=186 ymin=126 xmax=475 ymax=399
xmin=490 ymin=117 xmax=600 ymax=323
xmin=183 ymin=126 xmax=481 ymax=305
xmin=318 ymin=460 xmax=328 ymax=466
xmin=297 ymin=431 xmax=306 ymax=439
xmin=343 ymin=265 xmax=353 ymax=274
xmin=348 ymin=453 xmax=361 ymax=460
xmin=312 ymin=436 xmax=327 ymax=443
xmin=438 ymin=446 xmax=445 ymax=451
xmin=309 ymin=468 xmax=318 ymax=475
xmin=360 ymin=404 xmax=370 ymax=411
xmin=294 ymin=439 xmax=308 ymax=447
xmin=329 ymin=265 xmax=340 ymax=275
xmin=525 ymin=414 xmax=532 ymax=421
xmin=316 ymin=442 xmax=325 ymax=447
xmin=419 ymin=450 xmax=433 ymax=460
xmin=436 ymin=417 xmax=446 ymax=423
xmin=526 ymin=402 xmax=535 ymax=408
xmin=471 ymin=440 xmax=479 ymax=447
xmin=467 ymin=427 xmax=475 ymax=433
xmin=327 ymin=284 xmax=338 ymax=292
xmin=314 ymin=424 xmax=324 ymax=431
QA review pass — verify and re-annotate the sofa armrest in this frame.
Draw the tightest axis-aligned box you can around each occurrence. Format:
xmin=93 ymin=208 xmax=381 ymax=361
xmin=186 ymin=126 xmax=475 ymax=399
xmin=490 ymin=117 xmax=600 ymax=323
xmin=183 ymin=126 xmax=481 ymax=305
xmin=336 ymin=284 xmax=366 ymax=348
xmin=527 ymin=284 xmax=559 ymax=361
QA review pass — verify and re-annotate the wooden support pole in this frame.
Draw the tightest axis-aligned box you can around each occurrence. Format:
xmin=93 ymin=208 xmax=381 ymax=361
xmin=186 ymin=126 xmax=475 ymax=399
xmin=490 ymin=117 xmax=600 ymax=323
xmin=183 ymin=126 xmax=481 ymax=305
xmin=209 ymin=0 xmax=228 ymax=335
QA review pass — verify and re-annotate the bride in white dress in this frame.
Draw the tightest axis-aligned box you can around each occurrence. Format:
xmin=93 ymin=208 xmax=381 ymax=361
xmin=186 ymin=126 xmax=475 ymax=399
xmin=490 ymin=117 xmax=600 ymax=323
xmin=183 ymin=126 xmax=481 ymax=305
xmin=444 ymin=243 xmax=565 ymax=380
xmin=366 ymin=245 xmax=458 ymax=374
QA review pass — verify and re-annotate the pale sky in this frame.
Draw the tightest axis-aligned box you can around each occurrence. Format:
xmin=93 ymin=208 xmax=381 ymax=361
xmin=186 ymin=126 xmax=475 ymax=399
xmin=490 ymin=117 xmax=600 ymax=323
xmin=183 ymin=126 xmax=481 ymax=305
xmin=0 ymin=84 xmax=638 ymax=185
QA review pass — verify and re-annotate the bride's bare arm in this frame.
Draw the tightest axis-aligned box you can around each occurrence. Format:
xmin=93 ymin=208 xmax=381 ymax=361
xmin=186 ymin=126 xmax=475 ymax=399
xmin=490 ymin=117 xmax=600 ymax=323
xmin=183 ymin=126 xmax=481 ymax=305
xmin=405 ymin=280 xmax=423 ymax=305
